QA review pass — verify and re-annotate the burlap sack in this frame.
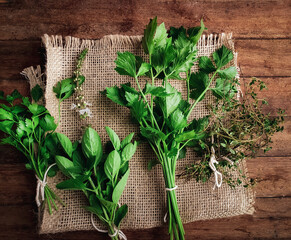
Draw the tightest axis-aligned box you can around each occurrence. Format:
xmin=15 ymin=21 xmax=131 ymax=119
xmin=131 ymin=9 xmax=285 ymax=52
xmin=24 ymin=33 xmax=254 ymax=234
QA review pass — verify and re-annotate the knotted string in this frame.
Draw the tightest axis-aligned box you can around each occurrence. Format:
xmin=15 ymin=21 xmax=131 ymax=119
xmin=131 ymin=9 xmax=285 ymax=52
xmin=91 ymin=213 xmax=127 ymax=240
xmin=163 ymin=185 xmax=178 ymax=223
xmin=35 ymin=163 xmax=56 ymax=207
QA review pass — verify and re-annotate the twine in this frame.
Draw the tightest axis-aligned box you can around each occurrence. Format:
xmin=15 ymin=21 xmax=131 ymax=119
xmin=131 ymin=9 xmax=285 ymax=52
xmin=35 ymin=163 xmax=56 ymax=207
xmin=90 ymin=213 xmax=127 ymax=240
xmin=163 ymin=185 xmax=178 ymax=222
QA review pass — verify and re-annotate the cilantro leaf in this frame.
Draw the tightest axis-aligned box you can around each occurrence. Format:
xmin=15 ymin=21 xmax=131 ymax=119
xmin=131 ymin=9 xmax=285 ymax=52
xmin=168 ymin=109 xmax=187 ymax=131
xmin=153 ymin=22 xmax=168 ymax=49
xmin=0 ymin=108 xmax=14 ymax=121
xmin=39 ymin=114 xmax=57 ymax=132
xmin=187 ymin=19 xmax=207 ymax=45
xmin=144 ymin=83 xmax=173 ymax=97
xmin=130 ymin=99 xmax=148 ymax=122
xmin=115 ymin=51 xmax=137 ymax=78
xmin=31 ymin=84 xmax=43 ymax=102
xmin=53 ymin=78 xmax=75 ymax=101
xmin=6 ymin=89 xmax=22 ymax=104
xmin=106 ymin=86 xmax=127 ymax=106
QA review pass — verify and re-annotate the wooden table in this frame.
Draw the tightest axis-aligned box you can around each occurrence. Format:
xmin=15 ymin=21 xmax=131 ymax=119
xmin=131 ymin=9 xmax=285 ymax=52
xmin=0 ymin=1 xmax=290 ymax=239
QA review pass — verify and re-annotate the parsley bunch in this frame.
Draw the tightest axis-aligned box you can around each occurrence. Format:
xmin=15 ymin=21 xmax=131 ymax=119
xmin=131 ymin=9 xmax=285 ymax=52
xmin=103 ymin=17 xmax=238 ymax=239
xmin=55 ymin=127 xmax=137 ymax=240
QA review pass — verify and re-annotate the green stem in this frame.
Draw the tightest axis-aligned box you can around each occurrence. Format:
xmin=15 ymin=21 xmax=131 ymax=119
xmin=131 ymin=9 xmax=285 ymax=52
xmin=134 ymin=77 xmax=160 ymax=130
xmin=186 ymin=69 xmax=219 ymax=119
xmin=186 ymin=70 xmax=190 ymax=102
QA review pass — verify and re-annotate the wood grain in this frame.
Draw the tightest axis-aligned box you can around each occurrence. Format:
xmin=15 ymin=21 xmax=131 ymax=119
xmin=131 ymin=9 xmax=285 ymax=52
xmin=0 ymin=0 xmax=290 ymax=239
xmin=0 ymin=198 xmax=290 ymax=239
xmin=0 ymin=0 xmax=290 ymax=40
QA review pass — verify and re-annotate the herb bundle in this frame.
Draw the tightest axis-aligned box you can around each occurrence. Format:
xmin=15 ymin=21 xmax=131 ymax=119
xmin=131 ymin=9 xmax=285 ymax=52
xmin=103 ymin=17 xmax=239 ymax=239
xmin=181 ymin=78 xmax=285 ymax=188
xmin=0 ymin=49 xmax=88 ymax=214
xmin=55 ymin=126 xmax=137 ymax=240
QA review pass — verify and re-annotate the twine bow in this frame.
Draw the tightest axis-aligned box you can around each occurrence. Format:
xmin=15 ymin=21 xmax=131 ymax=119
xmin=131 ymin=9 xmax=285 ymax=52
xmin=91 ymin=213 xmax=127 ymax=240
xmin=35 ymin=163 xmax=56 ymax=207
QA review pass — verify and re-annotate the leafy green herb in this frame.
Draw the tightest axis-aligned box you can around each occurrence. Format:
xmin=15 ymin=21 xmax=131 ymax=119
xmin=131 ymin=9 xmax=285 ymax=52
xmin=180 ymin=78 xmax=285 ymax=188
xmin=104 ymin=17 xmax=210 ymax=239
xmin=56 ymin=127 xmax=136 ymax=240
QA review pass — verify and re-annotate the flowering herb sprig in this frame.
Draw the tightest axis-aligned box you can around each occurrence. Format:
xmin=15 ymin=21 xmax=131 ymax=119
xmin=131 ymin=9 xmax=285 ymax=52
xmin=55 ymin=127 xmax=137 ymax=240
xmin=53 ymin=49 xmax=92 ymax=120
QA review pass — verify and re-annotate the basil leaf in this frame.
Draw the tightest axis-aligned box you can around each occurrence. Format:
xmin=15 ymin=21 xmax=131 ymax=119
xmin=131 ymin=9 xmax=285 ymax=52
xmin=120 ymin=133 xmax=135 ymax=149
xmin=56 ymin=132 xmax=73 ymax=158
xmin=114 ymin=204 xmax=128 ymax=228
xmin=121 ymin=142 xmax=137 ymax=163
xmin=105 ymin=126 xmax=120 ymax=151
xmin=81 ymin=127 xmax=103 ymax=167
xmin=56 ymin=177 xmax=86 ymax=190
xmin=112 ymin=169 xmax=130 ymax=204
xmin=104 ymin=150 xmax=121 ymax=181
xmin=55 ymin=155 xmax=76 ymax=177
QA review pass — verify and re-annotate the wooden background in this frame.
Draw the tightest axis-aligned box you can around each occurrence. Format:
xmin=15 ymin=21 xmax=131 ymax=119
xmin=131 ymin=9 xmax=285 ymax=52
xmin=0 ymin=0 xmax=290 ymax=239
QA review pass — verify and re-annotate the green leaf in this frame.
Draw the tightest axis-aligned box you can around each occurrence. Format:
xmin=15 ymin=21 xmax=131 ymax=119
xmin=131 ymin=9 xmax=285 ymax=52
xmin=175 ymin=130 xmax=197 ymax=142
xmin=168 ymin=109 xmax=187 ymax=131
xmin=211 ymin=78 xmax=232 ymax=99
xmin=96 ymin=196 xmax=117 ymax=212
xmin=125 ymin=92 xmax=139 ymax=106
xmin=55 ymin=155 xmax=79 ymax=177
xmin=39 ymin=114 xmax=57 ymax=132
xmin=189 ymin=71 xmax=209 ymax=101
xmin=104 ymin=150 xmax=121 ymax=181
xmin=187 ymin=19 xmax=207 ymax=45
xmin=31 ymin=84 xmax=43 ymax=102
xmin=106 ymin=86 xmax=127 ymax=107
xmin=82 ymin=127 xmax=103 ymax=169
xmin=155 ymin=83 xmax=181 ymax=117
xmin=105 ymin=126 xmax=121 ymax=151
xmin=137 ymin=62 xmax=151 ymax=77
xmin=142 ymin=17 xmax=158 ymax=54
xmin=0 ymin=120 xmax=14 ymax=134
xmin=6 ymin=90 xmax=22 ymax=104
xmin=144 ymin=83 xmax=173 ymax=97
xmin=218 ymin=66 xmax=237 ymax=79
xmin=0 ymin=108 xmax=14 ymax=121
xmin=28 ymin=103 xmax=47 ymax=115
xmin=83 ymin=205 xmax=103 ymax=217
xmin=115 ymin=51 xmax=137 ymax=78
xmin=154 ymin=22 xmax=168 ymax=49
xmin=53 ymin=78 xmax=75 ymax=101
xmin=56 ymin=177 xmax=87 ymax=190
xmin=121 ymin=133 xmax=135 ymax=149
xmin=213 ymin=45 xmax=233 ymax=68
xmin=121 ymin=142 xmax=137 ymax=163
xmin=114 ymin=204 xmax=128 ymax=228
xmin=130 ymin=99 xmax=148 ymax=123
xmin=56 ymin=132 xmax=73 ymax=158
xmin=148 ymin=159 xmax=160 ymax=170
xmin=112 ymin=169 xmax=130 ymax=204
xmin=72 ymin=149 xmax=84 ymax=170
xmin=140 ymin=126 xmax=166 ymax=141
xmin=199 ymin=56 xmax=216 ymax=74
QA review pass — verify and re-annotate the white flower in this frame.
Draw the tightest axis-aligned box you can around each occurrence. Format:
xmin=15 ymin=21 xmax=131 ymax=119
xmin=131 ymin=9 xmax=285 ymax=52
xmin=84 ymin=101 xmax=92 ymax=106
xmin=79 ymin=107 xmax=93 ymax=117
xmin=71 ymin=103 xmax=77 ymax=110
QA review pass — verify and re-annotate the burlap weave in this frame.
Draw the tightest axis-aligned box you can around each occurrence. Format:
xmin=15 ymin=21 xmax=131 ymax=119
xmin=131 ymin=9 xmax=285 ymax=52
xmin=25 ymin=33 xmax=254 ymax=234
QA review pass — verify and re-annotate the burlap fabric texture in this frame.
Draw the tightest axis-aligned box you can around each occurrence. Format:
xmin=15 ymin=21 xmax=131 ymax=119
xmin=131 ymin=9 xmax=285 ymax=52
xmin=24 ymin=33 xmax=255 ymax=234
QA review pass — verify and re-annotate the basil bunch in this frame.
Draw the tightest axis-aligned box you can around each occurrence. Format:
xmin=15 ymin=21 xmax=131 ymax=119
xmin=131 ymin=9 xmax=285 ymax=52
xmin=55 ymin=127 xmax=137 ymax=240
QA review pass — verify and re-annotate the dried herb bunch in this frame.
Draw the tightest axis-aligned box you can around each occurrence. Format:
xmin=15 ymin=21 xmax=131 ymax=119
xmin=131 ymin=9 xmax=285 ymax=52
xmin=181 ymin=78 xmax=285 ymax=188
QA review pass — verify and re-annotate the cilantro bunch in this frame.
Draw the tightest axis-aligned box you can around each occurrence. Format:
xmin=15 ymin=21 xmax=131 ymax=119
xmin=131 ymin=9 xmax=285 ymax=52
xmin=0 ymin=88 xmax=64 ymax=214
xmin=103 ymin=17 xmax=239 ymax=239
xmin=55 ymin=127 xmax=137 ymax=240
xmin=0 ymin=49 xmax=88 ymax=214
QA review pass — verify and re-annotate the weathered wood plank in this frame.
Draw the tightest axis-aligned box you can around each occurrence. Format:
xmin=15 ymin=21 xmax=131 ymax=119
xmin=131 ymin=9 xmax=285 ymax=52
xmin=0 ymin=0 xmax=290 ymax=40
xmin=0 ymin=156 xmax=290 ymax=206
xmin=0 ymin=198 xmax=290 ymax=239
